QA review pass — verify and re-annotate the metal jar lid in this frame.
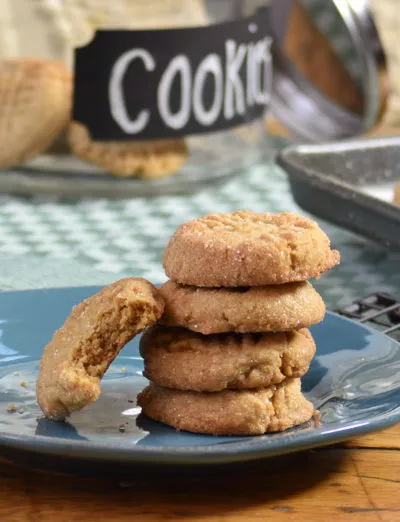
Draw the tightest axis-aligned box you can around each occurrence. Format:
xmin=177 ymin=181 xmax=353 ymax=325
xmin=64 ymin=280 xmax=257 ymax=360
xmin=267 ymin=0 xmax=388 ymax=141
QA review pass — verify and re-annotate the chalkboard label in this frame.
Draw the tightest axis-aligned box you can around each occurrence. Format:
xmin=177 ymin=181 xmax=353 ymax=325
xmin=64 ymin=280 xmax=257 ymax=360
xmin=73 ymin=9 xmax=272 ymax=141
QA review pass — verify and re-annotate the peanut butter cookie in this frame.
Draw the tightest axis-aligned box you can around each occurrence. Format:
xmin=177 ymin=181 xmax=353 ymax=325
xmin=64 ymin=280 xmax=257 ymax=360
xmin=159 ymin=280 xmax=325 ymax=334
xmin=140 ymin=326 xmax=315 ymax=392
xmin=138 ymin=378 xmax=314 ymax=435
xmin=163 ymin=211 xmax=340 ymax=286
xmin=36 ymin=278 xmax=164 ymax=421
xmin=68 ymin=121 xmax=188 ymax=178
xmin=0 ymin=58 xmax=72 ymax=169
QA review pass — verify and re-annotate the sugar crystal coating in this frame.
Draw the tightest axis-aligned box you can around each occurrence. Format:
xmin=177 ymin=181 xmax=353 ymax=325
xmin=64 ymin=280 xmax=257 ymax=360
xmin=163 ymin=211 xmax=340 ymax=286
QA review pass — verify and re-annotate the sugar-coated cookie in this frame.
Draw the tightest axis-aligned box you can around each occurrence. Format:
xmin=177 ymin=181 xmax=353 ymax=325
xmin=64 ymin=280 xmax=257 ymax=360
xmin=0 ymin=58 xmax=72 ymax=169
xmin=140 ymin=326 xmax=315 ymax=391
xmin=68 ymin=122 xmax=188 ymax=178
xmin=138 ymin=378 xmax=314 ymax=435
xmin=36 ymin=278 xmax=164 ymax=420
xmin=163 ymin=211 xmax=340 ymax=286
xmin=159 ymin=279 xmax=325 ymax=334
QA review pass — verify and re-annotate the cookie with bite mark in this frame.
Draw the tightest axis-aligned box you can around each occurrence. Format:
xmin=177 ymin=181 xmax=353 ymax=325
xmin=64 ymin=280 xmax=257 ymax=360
xmin=36 ymin=278 xmax=164 ymax=421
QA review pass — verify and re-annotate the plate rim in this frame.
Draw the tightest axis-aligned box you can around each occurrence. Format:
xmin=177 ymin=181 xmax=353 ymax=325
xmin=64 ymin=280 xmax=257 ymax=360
xmin=1 ymin=406 xmax=400 ymax=465
xmin=0 ymin=286 xmax=399 ymax=465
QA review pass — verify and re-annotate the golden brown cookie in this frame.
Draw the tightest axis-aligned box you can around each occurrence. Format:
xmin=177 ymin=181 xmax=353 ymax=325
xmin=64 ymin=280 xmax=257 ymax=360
xmin=394 ymin=181 xmax=400 ymax=206
xmin=68 ymin=121 xmax=188 ymax=178
xmin=36 ymin=278 xmax=164 ymax=421
xmin=140 ymin=326 xmax=315 ymax=392
xmin=159 ymin=279 xmax=325 ymax=334
xmin=138 ymin=379 xmax=314 ymax=435
xmin=163 ymin=211 xmax=340 ymax=286
xmin=0 ymin=58 xmax=72 ymax=169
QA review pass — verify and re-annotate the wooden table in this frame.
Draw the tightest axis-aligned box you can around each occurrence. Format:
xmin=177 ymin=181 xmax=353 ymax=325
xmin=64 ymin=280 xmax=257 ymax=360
xmin=1 ymin=423 xmax=399 ymax=522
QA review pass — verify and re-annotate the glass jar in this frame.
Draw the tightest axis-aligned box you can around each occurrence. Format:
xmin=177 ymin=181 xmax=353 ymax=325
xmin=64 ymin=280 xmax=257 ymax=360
xmin=267 ymin=0 xmax=386 ymax=142
xmin=0 ymin=0 xmax=274 ymax=197
xmin=0 ymin=0 xmax=388 ymax=197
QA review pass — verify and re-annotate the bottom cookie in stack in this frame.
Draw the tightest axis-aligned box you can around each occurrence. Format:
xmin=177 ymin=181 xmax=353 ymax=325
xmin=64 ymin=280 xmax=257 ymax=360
xmin=138 ymin=325 xmax=316 ymax=435
xmin=138 ymin=378 xmax=314 ymax=436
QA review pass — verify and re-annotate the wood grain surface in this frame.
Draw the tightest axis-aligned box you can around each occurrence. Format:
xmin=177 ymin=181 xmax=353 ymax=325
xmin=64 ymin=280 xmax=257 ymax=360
xmin=0 ymin=423 xmax=399 ymax=522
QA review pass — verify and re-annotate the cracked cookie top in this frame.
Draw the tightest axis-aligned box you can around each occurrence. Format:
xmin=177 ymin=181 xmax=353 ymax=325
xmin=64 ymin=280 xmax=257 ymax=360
xmin=163 ymin=211 xmax=340 ymax=286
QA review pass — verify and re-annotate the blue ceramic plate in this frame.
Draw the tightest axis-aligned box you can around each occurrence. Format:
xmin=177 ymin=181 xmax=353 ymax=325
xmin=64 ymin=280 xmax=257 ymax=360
xmin=0 ymin=286 xmax=399 ymax=466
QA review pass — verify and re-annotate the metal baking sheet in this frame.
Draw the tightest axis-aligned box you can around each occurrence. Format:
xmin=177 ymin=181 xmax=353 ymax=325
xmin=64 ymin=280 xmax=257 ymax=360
xmin=277 ymin=136 xmax=400 ymax=249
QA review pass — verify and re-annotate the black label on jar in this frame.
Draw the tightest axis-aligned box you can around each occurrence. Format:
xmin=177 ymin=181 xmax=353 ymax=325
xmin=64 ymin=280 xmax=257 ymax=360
xmin=73 ymin=8 xmax=272 ymax=141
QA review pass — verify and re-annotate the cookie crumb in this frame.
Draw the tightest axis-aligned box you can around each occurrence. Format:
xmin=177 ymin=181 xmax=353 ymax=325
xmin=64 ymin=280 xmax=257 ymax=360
xmin=120 ymin=367 xmax=126 ymax=373
xmin=312 ymin=410 xmax=321 ymax=428
xmin=272 ymin=506 xmax=294 ymax=512
xmin=13 ymin=371 xmax=20 ymax=376
xmin=119 ymin=424 xmax=126 ymax=433
xmin=7 ymin=404 xmax=16 ymax=413
xmin=20 ymin=380 xmax=28 ymax=387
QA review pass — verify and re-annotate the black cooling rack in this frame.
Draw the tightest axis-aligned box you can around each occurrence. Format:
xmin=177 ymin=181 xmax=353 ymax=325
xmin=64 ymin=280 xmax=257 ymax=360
xmin=337 ymin=292 xmax=400 ymax=340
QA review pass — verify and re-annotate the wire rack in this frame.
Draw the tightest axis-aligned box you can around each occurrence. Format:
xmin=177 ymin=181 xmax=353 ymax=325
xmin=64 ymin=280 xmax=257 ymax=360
xmin=336 ymin=292 xmax=400 ymax=341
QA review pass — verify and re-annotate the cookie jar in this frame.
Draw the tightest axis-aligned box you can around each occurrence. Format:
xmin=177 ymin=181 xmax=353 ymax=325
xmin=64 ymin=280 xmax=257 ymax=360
xmin=0 ymin=0 xmax=274 ymax=196
xmin=0 ymin=0 xmax=387 ymax=197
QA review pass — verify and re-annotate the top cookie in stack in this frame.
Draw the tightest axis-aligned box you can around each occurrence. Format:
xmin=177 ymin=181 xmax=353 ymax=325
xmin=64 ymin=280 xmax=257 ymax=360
xmin=138 ymin=211 xmax=340 ymax=435
xmin=162 ymin=211 xmax=339 ymax=287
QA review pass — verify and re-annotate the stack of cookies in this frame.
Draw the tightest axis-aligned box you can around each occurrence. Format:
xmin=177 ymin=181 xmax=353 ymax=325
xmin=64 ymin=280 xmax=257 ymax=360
xmin=138 ymin=211 xmax=340 ymax=435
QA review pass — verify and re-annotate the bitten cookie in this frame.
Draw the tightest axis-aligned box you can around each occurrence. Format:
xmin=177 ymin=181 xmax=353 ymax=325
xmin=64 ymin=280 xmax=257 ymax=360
xmin=159 ymin=280 xmax=325 ymax=334
xmin=140 ymin=326 xmax=316 ymax=391
xmin=0 ymin=58 xmax=72 ymax=169
xmin=163 ymin=211 xmax=340 ymax=286
xmin=138 ymin=378 xmax=314 ymax=435
xmin=36 ymin=278 xmax=164 ymax=421
xmin=68 ymin=122 xmax=188 ymax=178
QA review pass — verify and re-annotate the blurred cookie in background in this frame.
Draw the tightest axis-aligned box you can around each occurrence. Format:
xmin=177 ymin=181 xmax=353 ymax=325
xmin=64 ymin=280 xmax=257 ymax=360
xmin=0 ymin=58 xmax=72 ymax=169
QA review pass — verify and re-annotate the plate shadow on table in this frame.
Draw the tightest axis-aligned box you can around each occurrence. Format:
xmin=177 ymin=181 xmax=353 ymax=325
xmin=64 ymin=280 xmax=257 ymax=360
xmin=0 ymin=445 xmax=350 ymax=518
